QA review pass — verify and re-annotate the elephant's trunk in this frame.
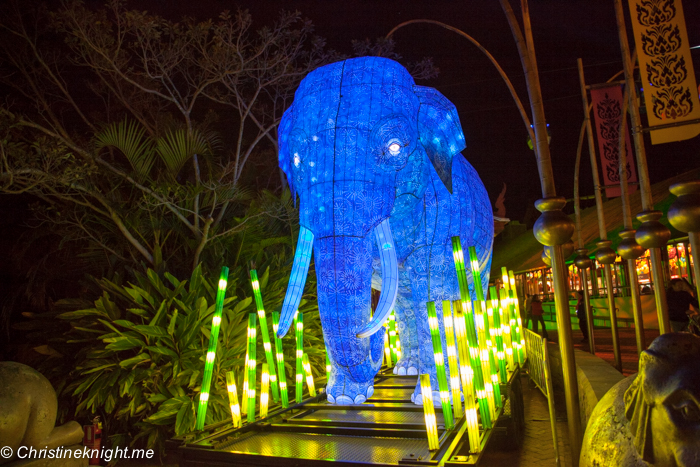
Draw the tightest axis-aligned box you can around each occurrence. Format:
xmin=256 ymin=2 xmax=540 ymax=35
xmin=357 ymin=218 xmax=398 ymax=338
xmin=276 ymin=226 xmax=314 ymax=338
xmin=315 ymin=233 xmax=384 ymax=385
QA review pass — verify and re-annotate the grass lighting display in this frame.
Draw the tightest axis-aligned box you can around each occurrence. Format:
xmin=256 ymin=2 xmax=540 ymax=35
xmin=225 ymin=371 xmax=241 ymax=428
xmin=426 ymin=301 xmax=454 ymax=430
xmin=384 ymin=331 xmax=392 ymax=366
xmin=508 ymin=270 xmax=526 ymax=362
xmin=467 ymin=246 xmax=502 ymax=410
xmin=260 ymin=363 xmax=270 ymax=419
xmin=195 ymin=266 xmax=229 ymax=431
xmin=241 ymin=345 xmax=249 ymax=415
xmin=249 ymin=270 xmax=280 ymax=402
xmin=420 ymin=374 xmax=441 ymax=451
xmin=271 ymin=312 xmax=289 ymax=408
xmin=302 ymin=353 xmax=316 ymax=397
xmin=452 ymin=301 xmax=483 ymax=451
xmin=498 ymin=287 xmax=515 ymax=371
xmin=450 ymin=237 xmax=493 ymax=428
xmin=442 ymin=300 xmax=463 ymax=420
xmin=489 ymin=286 xmax=507 ymax=382
xmin=295 ymin=312 xmax=304 ymax=404
xmin=246 ymin=313 xmax=258 ymax=423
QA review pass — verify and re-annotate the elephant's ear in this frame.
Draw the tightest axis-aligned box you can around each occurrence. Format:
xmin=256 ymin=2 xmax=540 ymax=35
xmin=414 ymin=85 xmax=466 ymax=194
xmin=278 ymin=105 xmax=296 ymax=198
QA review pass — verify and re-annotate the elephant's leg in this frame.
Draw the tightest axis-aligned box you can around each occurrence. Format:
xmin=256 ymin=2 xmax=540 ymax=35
xmin=406 ymin=244 xmax=460 ymax=407
xmin=392 ymin=271 xmax=420 ymax=375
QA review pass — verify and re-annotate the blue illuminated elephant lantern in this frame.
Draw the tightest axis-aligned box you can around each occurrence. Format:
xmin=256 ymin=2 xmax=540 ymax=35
xmin=276 ymin=57 xmax=493 ymax=405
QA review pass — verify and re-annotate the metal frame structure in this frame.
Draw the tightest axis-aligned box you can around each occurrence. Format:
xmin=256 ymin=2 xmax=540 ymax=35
xmin=169 ymin=368 xmax=523 ymax=467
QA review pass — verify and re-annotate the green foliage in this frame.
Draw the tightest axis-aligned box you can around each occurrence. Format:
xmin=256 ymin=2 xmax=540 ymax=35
xmin=37 ymin=252 xmax=324 ymax=454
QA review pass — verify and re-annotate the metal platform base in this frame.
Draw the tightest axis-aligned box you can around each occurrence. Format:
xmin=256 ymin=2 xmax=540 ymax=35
xmin=169 ymin=368 xmax=523 ymax=467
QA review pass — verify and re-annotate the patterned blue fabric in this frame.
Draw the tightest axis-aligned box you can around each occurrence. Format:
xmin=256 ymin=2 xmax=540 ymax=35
xmin=279 ymin=57 xmax=493 ymax=405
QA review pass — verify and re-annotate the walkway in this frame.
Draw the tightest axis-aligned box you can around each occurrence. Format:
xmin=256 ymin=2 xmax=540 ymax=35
xmin=562 ymin=326 xmax=660 ymax=376
xmin=480 ymin=373 xmax=572 ymax=466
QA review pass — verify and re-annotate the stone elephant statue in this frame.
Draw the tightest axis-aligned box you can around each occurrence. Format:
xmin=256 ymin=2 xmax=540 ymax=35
xmin=0 ymin=362 xmax=84 ymax=465
xmin=580 ymin=333 xmax=700 ymax=466
xmin=275 ymin=56 xmax=493 ymax=405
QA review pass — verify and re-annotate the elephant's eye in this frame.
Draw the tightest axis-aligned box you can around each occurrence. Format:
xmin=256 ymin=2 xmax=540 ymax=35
xmin=293 ymin=153 xmax=301 ymax=167
xmin=674 ymin=400 xmax=700 ymax=422
xmin=388 ymin=142 xmax=401 ymax=154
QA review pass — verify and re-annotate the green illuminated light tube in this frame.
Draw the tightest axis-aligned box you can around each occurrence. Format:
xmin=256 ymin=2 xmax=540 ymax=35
xmin=467 ymin=246 xmax=502 ymax=410
xmin=442 ymin=300 xmax=463 ymax=420
xmin=452 ymin=301 xmax=482 ymax=451
xmin=246 ymin=313 xmax=257 ymax=423
xmin=295 ymin=312 xmax=304 ymax=404
xmin=508 ymin=270 xmax=526 ymax=362
xmin=498 ymin=287 xmax=515 ymax=371
xmin=250 ymin=270 xmax=280 ymax=403
xmin=426 ymin=301 xmax=454 ymax=430
xmin=326 ymin=351 xmax=331 ymax=381
xmin=260 ymin=363 xmax=269 ymax=419
xmin=225 ymin=371 xmax=241 ymax=428
xmin=271 ymin=312 xmax=289 ymax=408
xmin=489 ymin=286 xmax=507 ymax=382
xmin=450 ymin=237 xmax=493 ymax=428
xmin=420 ymin=374 xmax=440 ymax=451
xmin=302 ymin=353 xmax=316 ymax=397
xmin=195 ymin=266 xmax=229 ymax=431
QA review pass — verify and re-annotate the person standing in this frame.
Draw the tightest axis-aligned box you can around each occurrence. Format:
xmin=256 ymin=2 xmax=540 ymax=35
xmin=576 ymin=290 xmax=589 ymax=343
xmin=666 ymin=278 xmax=699 ymax=332
xmin=524 ymin=294 xmax=533 ymax=330
xmin=530 ymin=294 xmax=548 ymax=339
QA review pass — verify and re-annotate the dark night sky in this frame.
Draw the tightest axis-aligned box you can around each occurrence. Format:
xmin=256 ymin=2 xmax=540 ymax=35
xmin=150 ymin=0 xmax=700 ymax=222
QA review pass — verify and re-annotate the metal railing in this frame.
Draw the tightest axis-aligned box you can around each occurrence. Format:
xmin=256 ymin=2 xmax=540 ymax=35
xmin=524 ymin=328 xmax=560 ymax=467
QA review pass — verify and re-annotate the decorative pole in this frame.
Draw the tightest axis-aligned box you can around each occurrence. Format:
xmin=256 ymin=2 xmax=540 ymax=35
xmin=613 ymin=83 xmax=646 ymax=354
xmin=577 ymin=58 xmax=622 ymax=370
xmin=668 ymin=181 xmax=700 ymax=301
xmin=500 ymin=1 xmax=582 ymax=457
xmin=250 ymin=270 xmax=280 ymax=402
xmin=195 ymin=267 xmax=229 ymax=431
xmin=614 ymin=0 xmax=672 ymax=333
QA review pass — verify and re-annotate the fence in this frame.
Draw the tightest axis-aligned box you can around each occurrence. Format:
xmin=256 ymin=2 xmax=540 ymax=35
xmin=524 ymin=328 xmax=560 ymax=467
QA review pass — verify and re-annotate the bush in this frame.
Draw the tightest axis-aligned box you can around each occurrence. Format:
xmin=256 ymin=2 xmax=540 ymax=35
xmin=46 ymin=261 xmax=322 ymax=454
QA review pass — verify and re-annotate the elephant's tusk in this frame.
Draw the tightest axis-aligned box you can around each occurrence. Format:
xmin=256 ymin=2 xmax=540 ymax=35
xmin=357 ymin=219 xmax=399 ymax=338
xmin=277 ymin=226 xmax=314 ymax=338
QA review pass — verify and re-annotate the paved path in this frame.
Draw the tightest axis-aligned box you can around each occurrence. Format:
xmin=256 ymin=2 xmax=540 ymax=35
xmin=480 ymin=373 xmax=573 ymax=466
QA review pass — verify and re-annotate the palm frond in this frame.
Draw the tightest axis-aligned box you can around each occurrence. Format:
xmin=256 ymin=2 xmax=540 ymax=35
xmin=155 ymin=129 xmax=210 ymax=177
xmin=95 ymin=120 xmax=157 ymax=181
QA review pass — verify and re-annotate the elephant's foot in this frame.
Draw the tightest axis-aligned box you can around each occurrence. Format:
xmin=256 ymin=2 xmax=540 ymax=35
xmin=393 ymin=354 xmax=419 ymax=376
xmin=325 ymin=373 xmax=375 ymax=405
xmin=411 ymin=383 xmax=462 ymax=407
